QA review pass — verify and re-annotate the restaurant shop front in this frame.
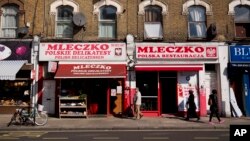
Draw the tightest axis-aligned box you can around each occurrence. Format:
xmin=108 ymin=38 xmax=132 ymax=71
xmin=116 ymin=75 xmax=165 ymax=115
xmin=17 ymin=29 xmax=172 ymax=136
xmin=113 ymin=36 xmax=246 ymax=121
xmin=127 ymin=42 xmax=230 ymax=117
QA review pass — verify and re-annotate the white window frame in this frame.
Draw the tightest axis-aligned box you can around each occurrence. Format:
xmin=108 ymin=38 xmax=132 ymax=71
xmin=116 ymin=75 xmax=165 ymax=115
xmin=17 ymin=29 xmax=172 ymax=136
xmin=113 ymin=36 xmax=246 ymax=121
xmin=93 ymin=0 xmax=124 ymax=15
xmin=50 ymin=0 xmax=79 ymax=38
xmin=228 ymin=0 xmax=250 ymax=15
xmin=228 ymin=0 xmax=250 ymax=38
xmin=182 ymin=0 xmax=212 ymax=39
xmin=56 ymin=6 xmax=74 ymax=38
xmin=182 ymin=0 xmax=212 ymax=15
xmin=98 ymin=6 xmax=117 ymax=39
xmin=143 ymin=5 xmax=163 ymax=40
xmin=0 ymin=5 xmax=19 ymax=38
xmin=188 ymin=6 xmax=207 ymax=39
xmin=93 ymin=0 xmax=123 ymax=39
xmin=138 ymin=0 xmax=168 ymax=15
xmin=234 ymin=5 xmax=250 ymax=38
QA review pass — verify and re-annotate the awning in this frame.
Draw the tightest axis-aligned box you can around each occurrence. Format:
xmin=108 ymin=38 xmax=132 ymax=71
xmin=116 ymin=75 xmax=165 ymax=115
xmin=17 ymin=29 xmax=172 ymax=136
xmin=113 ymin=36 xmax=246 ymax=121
xmin=55 ymin=62 xmax=127 ymax=78
xmin=135 ymin=64 xmax=203 ymax=71
xmin=0 ymin=60 xmax=27 ymax=80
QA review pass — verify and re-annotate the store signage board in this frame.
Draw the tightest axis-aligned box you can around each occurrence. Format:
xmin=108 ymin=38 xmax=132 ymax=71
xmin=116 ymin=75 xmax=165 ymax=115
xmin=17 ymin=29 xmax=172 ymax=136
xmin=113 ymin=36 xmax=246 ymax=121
xmin=0 ymin=44 xmax=11 ymax=60
xmin=135 ymin=43 xmax=218 ymax=59
xmin=230 ymin=45 xmax=250 ymax=63
xmin=55 ymin=64 xmax=126 ymax=78
xmin=0 ymin=42 xmax=31 ymax=62
xmin=39 ymin=43 xmax=126 ymax=61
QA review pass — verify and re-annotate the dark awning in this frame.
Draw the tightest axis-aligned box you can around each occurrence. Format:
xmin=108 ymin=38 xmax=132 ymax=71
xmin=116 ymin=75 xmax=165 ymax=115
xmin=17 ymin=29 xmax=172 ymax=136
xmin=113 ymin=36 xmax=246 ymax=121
xmin=55 ymin=62 xmax=126 ymax=78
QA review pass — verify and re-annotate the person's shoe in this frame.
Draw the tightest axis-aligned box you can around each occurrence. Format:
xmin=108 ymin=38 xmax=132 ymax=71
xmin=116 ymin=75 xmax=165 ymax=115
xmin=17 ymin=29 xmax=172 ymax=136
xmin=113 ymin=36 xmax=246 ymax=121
xmin=209 ymin=121 xmax=214 ymax=125
xmin=140 ymin=114 xmax=143 ymax=119
xmin=219 ymin=120 xmax=225 ymax=124
xmin=197 ymin=117 xmax=200 ymax=121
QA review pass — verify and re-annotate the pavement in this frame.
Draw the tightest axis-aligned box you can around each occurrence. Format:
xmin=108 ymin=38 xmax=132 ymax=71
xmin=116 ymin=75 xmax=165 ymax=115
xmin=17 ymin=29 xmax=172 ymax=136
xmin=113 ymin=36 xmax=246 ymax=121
xmin=1 ymin=114 xmax=250 ymax=131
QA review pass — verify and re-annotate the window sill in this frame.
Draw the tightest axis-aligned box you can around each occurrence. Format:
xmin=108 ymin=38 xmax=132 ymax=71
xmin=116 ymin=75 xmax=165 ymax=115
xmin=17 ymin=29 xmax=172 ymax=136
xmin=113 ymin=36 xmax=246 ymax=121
xmin=143 ymin=37 xmax=163 ymax=41
xmin=187 ymin=37 xmax=208 ymax=42
xmin=234 ymin=37 xmax=250 ymax=41
xmin=98 ymin=37 xmax=117 ymax=41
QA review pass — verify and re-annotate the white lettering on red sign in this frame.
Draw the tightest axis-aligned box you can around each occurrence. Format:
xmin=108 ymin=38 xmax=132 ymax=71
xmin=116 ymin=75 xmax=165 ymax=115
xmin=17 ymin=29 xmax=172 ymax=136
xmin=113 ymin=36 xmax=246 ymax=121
xmin=73 ymin=64 xmax=112 ymax=70
xmin=136 ymin=45 xmax=217 ymax=59
xmin=138 ymin=46 xmax=204 ymax=53
xmin=71 ymin=64 xmax=112 ymax=74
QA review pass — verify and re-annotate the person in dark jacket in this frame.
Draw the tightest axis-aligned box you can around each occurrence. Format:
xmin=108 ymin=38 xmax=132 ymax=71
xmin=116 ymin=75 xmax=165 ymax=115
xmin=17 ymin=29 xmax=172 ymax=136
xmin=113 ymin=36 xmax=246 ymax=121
xmin=185 ymin=90 xmax=200 ymax=121
xmin=208 ymin=89 xmax=224 ymax=124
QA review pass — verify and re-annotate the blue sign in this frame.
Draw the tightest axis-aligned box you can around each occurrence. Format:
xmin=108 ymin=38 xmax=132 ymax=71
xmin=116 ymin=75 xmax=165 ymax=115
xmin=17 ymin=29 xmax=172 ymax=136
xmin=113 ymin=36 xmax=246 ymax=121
xmin=230 ymin=45 xmax=250 ymax=63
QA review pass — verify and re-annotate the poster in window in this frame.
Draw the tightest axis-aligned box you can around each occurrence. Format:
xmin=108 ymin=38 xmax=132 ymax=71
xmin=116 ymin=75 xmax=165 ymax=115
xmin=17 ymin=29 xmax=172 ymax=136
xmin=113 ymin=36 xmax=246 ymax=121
xmin=116 ymin=86 xmax=122 ymax=94
xmin=111 ymin=89 xmax=116 ymax=96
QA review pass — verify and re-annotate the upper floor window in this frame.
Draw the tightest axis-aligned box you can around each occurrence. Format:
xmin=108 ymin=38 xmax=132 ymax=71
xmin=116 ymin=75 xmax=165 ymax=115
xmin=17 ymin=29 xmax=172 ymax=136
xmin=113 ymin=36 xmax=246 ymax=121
xmin=234 ymin=5 xmax=250 ymax=38
xmin=56 ymin=5 xmax=73 ymax=38
xmin=99 ymin=6 xmax=117 ymax=39
xmin=144 ymin=5 xmax=163 ymax=40
xmin=1 ymin=4 xmax=19 ymax=38
xmin=188 ymin=6 xmax=207 ymax=39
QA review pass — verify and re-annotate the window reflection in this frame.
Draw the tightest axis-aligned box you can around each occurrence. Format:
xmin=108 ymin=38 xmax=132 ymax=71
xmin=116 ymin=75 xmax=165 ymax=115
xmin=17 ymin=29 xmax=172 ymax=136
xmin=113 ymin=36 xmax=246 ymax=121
xmin=136 ymin=71 xmax=158 ymax=111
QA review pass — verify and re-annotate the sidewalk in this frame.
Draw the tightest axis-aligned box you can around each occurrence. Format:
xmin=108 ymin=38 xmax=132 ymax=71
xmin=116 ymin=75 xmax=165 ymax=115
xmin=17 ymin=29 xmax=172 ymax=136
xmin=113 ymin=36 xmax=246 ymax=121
xmin=1 ymin=114 xmax=250 ymax=131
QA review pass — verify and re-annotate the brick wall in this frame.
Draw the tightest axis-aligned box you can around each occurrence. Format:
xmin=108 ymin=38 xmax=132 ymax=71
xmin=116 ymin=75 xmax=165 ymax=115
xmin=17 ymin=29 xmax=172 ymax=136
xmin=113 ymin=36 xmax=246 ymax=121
xmin=0 ymin=0 xmax=236 ymax=42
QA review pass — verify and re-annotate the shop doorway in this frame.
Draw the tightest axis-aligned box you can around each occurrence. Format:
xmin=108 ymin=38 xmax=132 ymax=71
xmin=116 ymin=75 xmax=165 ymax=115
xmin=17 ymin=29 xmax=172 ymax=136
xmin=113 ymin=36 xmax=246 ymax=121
xmin=88 ymin=79 xmax=108 ymax=116
xmin=42 ymin=80 xmax=56 ymax=115
xmin=160 ymin=72 xmax=178 ymax=114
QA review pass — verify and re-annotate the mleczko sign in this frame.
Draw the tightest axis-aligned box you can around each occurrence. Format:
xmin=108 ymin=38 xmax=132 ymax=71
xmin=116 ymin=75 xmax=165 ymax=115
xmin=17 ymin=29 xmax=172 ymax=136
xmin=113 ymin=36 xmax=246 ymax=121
xmin=72 ymin=64 xmax=112 ymax=75
xmin=55 ymin=64 xmax=126 ymax=78
xmin=39 ymin=43 xmax=126 ymax=61
xmin=136 ymin=43 xmax=218 ymax=59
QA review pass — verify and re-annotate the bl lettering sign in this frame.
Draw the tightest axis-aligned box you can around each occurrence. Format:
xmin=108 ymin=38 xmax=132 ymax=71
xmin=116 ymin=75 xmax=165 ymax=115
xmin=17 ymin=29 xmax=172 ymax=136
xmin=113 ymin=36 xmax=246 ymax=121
xmin=230 ymin=45 xmax=250 ymax=62
xmin=230 ymin=125 xmax=250 ymax=141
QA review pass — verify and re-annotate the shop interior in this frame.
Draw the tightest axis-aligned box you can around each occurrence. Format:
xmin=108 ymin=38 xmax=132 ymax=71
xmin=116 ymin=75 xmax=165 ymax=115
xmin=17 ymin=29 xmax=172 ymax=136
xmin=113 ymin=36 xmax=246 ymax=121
xmin=60 ymin=78 xmax=123 ymax=116
xmin=0 ymin=80 xmax=30 ymax=106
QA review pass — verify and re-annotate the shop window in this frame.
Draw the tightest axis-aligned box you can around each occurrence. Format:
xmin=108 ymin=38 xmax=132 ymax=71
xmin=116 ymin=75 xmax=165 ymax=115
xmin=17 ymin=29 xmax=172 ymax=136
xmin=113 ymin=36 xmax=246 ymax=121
xmin=136 ymin=71 xmax=158 ymax=111
xmin=0 ymin=4 xmax=19 ymax=38
xmin=0 ymin=81 xmax=30 ymax=106
xmin=56 ymin=5 xmax=73 ymax=38
xmin=234 ymin=5 xmax=250 ymax=38
xmin=98 ymin=6 xmax=117 ymax=39
xmin=188 ymin=6 xmax=207 ymax=39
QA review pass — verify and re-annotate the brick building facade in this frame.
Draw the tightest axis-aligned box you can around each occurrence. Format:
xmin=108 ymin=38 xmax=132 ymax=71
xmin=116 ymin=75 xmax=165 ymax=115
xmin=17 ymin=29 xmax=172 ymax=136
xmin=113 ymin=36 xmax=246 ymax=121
xmin=1 ymin=0 xmax=250 ymax=118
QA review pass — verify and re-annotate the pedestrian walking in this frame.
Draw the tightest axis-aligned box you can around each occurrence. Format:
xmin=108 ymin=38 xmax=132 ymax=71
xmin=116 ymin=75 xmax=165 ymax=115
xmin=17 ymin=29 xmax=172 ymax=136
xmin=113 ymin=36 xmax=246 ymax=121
xmin=208 ymin=89 xmax=224 ymax=124
xmin=185 ymin=90 xmax=200 ymax=121
xmin=134 ymin=87 xmax=143 ymax=119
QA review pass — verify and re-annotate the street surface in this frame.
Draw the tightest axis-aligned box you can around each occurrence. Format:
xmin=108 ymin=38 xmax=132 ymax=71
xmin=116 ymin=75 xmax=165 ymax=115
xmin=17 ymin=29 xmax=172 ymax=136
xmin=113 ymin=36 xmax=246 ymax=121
xmin=0 ymin=129 xmax=231 ymax=141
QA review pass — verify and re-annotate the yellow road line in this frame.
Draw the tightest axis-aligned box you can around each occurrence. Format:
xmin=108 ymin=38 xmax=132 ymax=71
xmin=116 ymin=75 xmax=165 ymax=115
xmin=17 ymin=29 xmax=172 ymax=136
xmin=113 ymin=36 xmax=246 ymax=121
xmin=143 ymin=137 xmax=169 ymax=140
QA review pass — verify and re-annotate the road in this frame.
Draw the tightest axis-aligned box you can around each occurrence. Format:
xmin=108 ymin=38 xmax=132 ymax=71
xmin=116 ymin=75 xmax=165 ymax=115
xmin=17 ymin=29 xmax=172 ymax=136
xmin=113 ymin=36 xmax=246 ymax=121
xmin=0 ymin=129 xmax=230 ymax=141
